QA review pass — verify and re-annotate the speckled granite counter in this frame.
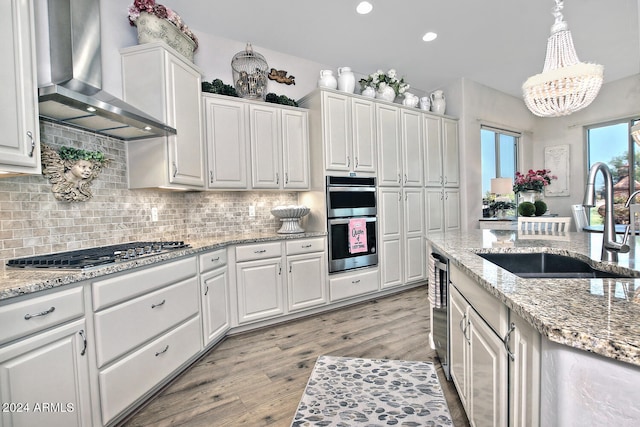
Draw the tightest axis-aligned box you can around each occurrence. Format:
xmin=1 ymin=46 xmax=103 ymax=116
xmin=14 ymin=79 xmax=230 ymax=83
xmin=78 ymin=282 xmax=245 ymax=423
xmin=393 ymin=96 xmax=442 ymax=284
xmin=0 ymin=232 xmax=325 ymax=302
xmin=427 ymin=229 xmax=640 ymax=367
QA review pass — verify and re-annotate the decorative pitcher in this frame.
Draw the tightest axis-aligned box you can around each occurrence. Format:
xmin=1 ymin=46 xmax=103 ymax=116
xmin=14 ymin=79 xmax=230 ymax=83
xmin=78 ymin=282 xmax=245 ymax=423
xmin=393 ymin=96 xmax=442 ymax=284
xmin=361 ymin=86 xmax=376 ymax=98
xmin=419 ymin=96 xmax=431 ymax=111
xmin=318 ymin=70 xmax=338 ymax=89
xmin=337 ymin=67 xmax=356 ymax=93
xmin=430 ymin=90 xmax=446 ymax=114
xmin=402 ymin=92 xmax=419 ymax=108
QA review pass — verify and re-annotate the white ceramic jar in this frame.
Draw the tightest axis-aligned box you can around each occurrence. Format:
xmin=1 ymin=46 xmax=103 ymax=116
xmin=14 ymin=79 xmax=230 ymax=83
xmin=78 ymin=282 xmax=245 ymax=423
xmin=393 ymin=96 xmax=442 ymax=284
xmin=430 ymin=90 xmax=446 ymax=114
xmin=337 ymin=67 xmax=355 ymax=93
xmin=318 ymin=70 xmax=338 ymax=89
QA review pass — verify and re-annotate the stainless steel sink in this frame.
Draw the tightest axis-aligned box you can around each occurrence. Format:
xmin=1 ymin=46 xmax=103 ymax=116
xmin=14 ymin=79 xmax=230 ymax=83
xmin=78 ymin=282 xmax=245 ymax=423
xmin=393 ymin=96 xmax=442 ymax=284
xmin=476 ymin=252 xmax=637 ymax=279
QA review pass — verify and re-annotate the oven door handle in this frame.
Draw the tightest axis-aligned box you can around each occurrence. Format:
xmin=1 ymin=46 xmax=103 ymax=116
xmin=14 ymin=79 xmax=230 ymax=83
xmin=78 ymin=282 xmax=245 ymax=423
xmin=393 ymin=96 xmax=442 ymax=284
xmin=328 ymin=217 xmax=377 ymax=225
xmin=327 ymin=186 xmax=376 ymax=193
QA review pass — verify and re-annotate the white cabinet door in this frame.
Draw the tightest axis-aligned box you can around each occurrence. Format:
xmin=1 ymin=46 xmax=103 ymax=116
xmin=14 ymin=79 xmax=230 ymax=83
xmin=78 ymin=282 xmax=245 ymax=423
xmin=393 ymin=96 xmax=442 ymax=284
xmin=236 ymin=258 xmax=284 ymax=324
xmin=401 ymin=109 xmax=423 ymax=187
xmin=203 ymin=95 xmax=249 ymax=189
xmin=423 ymin=114 xmax=443 ymax=187
xmin=351 ymin=97 xmax=376 ymax=173
xmin=376 ymin=103 xmax=402 ymax=186
xmin=509 ymin=311 xmax=541 ymax=427
xmin=250 ymin=104 xmax=280 ymax=189
xmin=445 ymin=188 xmax=461 ymax=232
xmin=281 ymin=109 xmax=310 ymax=189
xmin=0 ymin=319 xmax=92 ymax=427
xmin=200 ymin=266 xmax=230 ymax=346
xmin=450 ymin=285 xmax=469 ymax=410
xmin=469 ymin=307 xmax=508 ymax=427
xmin=322 ymin=91 xmax=351 ymax=172
xmin=404 ymin=188 xmax=425 ymax=283
xmin=442 ymin=118 xmax=460 ymax=187
xmin=379 ymin=188 xmax=403 ymax=288
xmin=425 ymin=188 xmax=444 ymax=235
xmin=287 ymin=252 xmax=327 ymax=312
xmin=0 ymin=0 xmax=41 ymax=175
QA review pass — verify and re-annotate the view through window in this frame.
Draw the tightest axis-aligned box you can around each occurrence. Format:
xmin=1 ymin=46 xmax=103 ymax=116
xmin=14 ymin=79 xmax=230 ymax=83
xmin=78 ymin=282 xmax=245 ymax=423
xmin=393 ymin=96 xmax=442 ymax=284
xmin=481 ymin=126 xmax=518 ymax=217
xmin=586 ymin=119 xmax=640 ymax=225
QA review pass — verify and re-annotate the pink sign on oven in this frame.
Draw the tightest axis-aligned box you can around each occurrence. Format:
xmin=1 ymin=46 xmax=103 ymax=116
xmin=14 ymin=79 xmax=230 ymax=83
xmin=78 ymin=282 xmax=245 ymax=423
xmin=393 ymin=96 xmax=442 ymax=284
xmin=348 ymin=218 xmax=367 ymax=254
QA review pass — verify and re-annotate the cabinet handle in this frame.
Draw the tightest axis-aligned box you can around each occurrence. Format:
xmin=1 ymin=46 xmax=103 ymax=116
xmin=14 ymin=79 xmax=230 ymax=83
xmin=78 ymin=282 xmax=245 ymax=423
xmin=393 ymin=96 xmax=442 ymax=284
xmin=440 ymin=190 xmax=444 ymax=201
xmin=276 ymin=172 xmax=279 ymax=184
xmin=155 ymin=345 xmax=169 ymax=357
xmin=398 ymin=191 xmax=402 ymax=201
xmin=210 ymin=170 xmax=214 ymax=184
xmin=151 ymin=299 xmax=166 ymax=309
xmin=355 ymin=157 xmax=359 ymax=168
xmin=285 ymin=172 xmax=289 ymax=184
xmin=24 ymin=306 xmax=55 ymax=320
xmin=204 ymin=285 xmax=209 ymax=296
xmin=254 ymin=249 xmax=267 ymax=254
xmin=211 ymin=256 xmax=220 ymax=262
xmin=278 ymin=263 xmax=282 ymax=275
xmin=27 ymin=131 xmax=35 ymax=157
xmin=503 ymin=322 xmax=516 ymax=361
xmin=444 ymin=176 xmax=448 ymax=184
xmin=347 ymin=156 xmax=350 ymax=167
xmin=397 ymin=174 xmax=401 ymax=184
xmin=460 ymin=313 xmax=470 ymax=343
xmin=289 ymin=264 xmax=292 ymax=273
xmin=440 ymin=175 xmax=444 ymax=185
xmin=404 ymin=174 xmax=408 ymax=184
xmin=79 ymin=330 xmax=87 ymax=356
xmin=352 ymin=279 xmax=361 ymax=284
xmin=172 ymin=162 xmax=178 ymax=178
xmin=301 ymin=244 xmax=312 ymax=248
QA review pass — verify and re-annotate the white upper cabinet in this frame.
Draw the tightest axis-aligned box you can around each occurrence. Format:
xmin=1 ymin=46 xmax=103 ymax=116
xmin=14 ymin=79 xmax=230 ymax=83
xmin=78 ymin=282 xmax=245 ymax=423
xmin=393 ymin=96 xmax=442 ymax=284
xmin=0 ymin=0 xmax=41 ymax=175
xmin=122 ymin=42 xmax=205 ymax=190
xmin=280 ymin=108 xmax=310 ymax=189
xmin=376 ymin=103 xmax=402 ymax=186
xmin=425 ymin=115 xmax=459 ymax=188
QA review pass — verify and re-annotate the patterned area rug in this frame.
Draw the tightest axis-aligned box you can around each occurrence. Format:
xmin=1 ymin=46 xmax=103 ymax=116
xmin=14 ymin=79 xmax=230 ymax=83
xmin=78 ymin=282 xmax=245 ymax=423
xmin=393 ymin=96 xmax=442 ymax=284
xmin=291 ymin=355 xmax=453 ymax=426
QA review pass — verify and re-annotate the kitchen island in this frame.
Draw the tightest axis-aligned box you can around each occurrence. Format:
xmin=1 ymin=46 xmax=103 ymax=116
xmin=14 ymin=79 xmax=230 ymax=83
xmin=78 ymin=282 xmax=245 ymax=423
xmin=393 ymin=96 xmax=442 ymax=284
xmin=427 ymin=229 xmax=640 ymax=426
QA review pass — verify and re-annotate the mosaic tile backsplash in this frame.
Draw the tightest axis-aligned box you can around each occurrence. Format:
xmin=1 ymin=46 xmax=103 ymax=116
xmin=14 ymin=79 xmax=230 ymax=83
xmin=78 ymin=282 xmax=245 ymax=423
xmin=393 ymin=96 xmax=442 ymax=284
xmin=0 ymin=121 xmax=299 ymax=269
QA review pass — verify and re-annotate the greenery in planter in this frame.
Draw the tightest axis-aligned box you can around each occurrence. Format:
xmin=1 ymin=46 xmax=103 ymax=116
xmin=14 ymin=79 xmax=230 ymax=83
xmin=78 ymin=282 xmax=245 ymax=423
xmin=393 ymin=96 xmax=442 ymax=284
xmin=518 ymin=201 xmax=536 ymax=217
xmin=202 ymin=79 xmax=239 ymax=97
xmin=534 ymin=200 xmax=548 ymax=216
xmin=58 ymin=146 xmax=108 ymax=164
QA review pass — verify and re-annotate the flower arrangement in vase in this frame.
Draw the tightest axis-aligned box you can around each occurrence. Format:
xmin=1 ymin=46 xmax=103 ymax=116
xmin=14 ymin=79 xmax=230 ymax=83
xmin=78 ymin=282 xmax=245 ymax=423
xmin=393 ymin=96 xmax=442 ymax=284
xmin=513 ymin=169 xmax=557 ymax=194
xmin=359 ymin=69 xmax=410 ymax=102
xmin=128 ymin=0 xmax=199 ymax=51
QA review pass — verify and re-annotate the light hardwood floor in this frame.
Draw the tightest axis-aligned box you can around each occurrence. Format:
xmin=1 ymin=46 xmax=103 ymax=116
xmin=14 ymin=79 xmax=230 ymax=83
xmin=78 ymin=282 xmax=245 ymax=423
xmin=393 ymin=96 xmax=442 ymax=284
xmin=119 ymin=286 xmax=470 ymax=426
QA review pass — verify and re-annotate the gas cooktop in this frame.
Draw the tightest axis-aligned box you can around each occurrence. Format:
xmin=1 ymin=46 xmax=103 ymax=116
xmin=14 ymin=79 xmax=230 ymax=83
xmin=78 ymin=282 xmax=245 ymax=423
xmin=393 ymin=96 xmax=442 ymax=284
xmin=6 ymin=241 xmax=190 ymax=270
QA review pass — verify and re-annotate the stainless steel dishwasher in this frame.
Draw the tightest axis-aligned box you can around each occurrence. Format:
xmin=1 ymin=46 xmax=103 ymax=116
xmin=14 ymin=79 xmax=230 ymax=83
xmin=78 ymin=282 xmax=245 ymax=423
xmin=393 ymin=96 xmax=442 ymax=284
xmin=430 ymin=251 xmax=450 ymax=380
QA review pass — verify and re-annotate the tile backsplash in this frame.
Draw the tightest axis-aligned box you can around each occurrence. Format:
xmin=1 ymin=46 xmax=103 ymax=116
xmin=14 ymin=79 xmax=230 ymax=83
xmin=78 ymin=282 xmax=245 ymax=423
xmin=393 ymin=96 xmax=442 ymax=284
xmin=0 ymin=121 xmax=298 ymax=268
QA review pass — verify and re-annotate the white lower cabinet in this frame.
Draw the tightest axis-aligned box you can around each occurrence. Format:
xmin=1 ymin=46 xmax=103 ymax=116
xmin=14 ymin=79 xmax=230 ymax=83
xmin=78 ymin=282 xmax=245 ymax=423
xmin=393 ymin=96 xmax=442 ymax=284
xmin=285 ymin=238 xmax=327 ymax=312
xmin=92 ymin=257 xmax=201 ymax=425
xmin=329 ymin=268 xmax=379 ymax=302
xmin=236 ymin=257 xmax=284 ymax=324
xmin=449 ymin=264 xmax=540 ymax=427
xmin=0 ymin=318 xmax=92 ymax=427
xmin=199 ymin=249 xmax=230 ymax=347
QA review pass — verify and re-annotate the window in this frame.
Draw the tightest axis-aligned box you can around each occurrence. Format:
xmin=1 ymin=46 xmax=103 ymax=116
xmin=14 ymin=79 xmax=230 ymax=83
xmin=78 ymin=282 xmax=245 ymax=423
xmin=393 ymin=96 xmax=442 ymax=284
xmin=586 ymin=118 xmax=640 ymax=225
xmin=481 ymin=126 xmax=519 ymax=217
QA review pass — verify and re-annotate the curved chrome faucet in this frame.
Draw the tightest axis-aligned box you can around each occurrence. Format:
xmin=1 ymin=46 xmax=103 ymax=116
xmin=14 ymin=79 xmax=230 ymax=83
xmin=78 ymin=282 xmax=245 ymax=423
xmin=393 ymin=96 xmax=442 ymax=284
xmin=583 ymin=162 xmax=629 ymax=262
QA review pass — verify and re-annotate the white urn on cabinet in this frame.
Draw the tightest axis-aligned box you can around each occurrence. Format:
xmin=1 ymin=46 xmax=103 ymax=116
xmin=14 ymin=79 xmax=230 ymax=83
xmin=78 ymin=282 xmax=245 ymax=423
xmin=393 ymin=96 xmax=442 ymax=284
xmin=318 ymin=70 xmax=338 ymax=89
xmin=337 ymin=67 xmax=356 ymax=93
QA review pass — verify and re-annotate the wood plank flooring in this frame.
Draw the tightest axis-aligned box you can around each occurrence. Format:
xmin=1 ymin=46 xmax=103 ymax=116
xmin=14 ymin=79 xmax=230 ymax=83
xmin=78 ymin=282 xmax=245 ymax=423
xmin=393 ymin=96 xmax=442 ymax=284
xmin=119 ymin=286 xmax=470 ymax=426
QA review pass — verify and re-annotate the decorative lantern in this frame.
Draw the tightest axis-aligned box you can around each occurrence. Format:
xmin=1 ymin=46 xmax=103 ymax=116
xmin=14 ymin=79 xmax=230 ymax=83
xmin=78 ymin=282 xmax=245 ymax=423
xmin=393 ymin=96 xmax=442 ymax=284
xmin=231 ymin=43 xmax=268 ymax=100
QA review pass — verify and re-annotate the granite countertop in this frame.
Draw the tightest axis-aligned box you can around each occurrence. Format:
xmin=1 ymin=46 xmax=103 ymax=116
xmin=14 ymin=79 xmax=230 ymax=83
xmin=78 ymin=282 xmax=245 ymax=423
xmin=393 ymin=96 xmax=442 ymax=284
xmin=0 ymin=231 xmax=325 ymax=302
xmin=427 ymin=229 xmax=640 ymax=367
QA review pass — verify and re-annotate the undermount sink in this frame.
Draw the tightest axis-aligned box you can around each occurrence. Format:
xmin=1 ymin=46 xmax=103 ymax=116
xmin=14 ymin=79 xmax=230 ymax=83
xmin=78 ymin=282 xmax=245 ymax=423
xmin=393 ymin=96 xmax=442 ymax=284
xmin=476 ymin=252 xmax=637 ymax=279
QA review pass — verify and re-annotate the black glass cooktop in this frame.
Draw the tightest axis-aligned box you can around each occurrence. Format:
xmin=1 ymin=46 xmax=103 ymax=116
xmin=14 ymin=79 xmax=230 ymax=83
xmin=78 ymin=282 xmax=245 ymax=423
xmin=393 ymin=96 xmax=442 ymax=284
xmin=7 ymin=241 xmax=190 ymax=270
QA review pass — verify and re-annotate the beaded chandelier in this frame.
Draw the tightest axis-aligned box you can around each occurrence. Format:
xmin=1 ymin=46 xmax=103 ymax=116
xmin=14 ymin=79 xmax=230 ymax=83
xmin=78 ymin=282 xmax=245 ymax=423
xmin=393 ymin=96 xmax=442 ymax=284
xmin=522 ymin=0 xmax=603 ymax=117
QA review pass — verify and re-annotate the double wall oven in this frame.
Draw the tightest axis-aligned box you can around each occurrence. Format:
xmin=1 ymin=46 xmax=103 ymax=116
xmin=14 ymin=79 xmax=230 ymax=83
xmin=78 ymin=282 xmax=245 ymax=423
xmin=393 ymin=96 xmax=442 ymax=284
xmin=326 ymin=176 xmax=378 ymax=273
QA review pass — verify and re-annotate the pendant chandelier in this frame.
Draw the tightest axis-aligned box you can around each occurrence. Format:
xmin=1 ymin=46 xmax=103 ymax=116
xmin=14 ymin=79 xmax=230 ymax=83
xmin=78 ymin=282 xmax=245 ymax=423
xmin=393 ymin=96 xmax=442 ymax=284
xmin=522 ymin=0 xmax=603 ymax=117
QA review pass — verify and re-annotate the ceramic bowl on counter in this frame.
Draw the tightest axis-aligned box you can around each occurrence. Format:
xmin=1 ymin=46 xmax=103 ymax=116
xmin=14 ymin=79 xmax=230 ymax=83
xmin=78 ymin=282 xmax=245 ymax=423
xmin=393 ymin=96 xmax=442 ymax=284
xmin=271 ymin=205 xmax=310 ymax=234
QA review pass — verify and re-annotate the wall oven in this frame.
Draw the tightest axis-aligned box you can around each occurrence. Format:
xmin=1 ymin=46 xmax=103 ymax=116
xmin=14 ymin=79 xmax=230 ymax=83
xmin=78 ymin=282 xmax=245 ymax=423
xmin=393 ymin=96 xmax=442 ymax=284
xmin=326 ymin=176 xmax=378 ymax=273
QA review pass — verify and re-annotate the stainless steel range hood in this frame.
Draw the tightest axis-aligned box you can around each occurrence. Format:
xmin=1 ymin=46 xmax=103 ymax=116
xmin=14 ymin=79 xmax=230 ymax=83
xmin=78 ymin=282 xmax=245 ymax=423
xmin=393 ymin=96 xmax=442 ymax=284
xmin=38 ymin=0 xmax=176 ymax=140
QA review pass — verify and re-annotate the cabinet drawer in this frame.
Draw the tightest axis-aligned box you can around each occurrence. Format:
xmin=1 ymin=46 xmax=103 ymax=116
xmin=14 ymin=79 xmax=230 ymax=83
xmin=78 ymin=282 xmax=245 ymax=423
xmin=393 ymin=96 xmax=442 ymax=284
xmin=94 ymin=277 xmax=199 ymax=367
xmin=329 ymin=269 xmax=379 ymax=301
xmin=199 ymin=248 xmax=227 ymax=273
xmin=93 ymin=257 xmax=196 ymax=310
xmin=235 ymin=242 xmax=282 ymax=262
xmin=450 ymin=263 xmax=508 ymax=336
xmin=286 ymin=237 xmax=325 ymax=255
xmin=0 ymin=286 xmax=84 ymax=345
xmin=98 ymin=316 xmax=201 ymax=424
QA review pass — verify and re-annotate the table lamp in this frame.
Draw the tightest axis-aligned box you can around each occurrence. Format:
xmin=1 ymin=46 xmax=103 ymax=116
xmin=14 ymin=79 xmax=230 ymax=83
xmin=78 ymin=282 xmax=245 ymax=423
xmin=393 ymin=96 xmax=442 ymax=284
xmin=491 ymin=177 xmax=513 ymax=217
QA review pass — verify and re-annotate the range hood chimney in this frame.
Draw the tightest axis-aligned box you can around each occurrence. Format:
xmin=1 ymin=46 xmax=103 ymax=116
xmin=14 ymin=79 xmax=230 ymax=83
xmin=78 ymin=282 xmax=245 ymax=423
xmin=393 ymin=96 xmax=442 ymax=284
xmin=38 ymin=0 xmax=176 ymax=140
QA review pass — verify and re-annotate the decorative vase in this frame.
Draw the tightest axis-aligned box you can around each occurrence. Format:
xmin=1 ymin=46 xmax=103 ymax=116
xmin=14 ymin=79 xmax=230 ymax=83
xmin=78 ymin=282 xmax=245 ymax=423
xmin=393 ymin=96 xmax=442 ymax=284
xmin=519 ymin=190 xmax=540 ymax=204
xmin=402 ymin=92 xmax=419 ymax=107
xmin=318 ymin=70 xmax=338 ymax=89
xmin=337 ymin=67 xmax=356 ymax=93
xmin=361 ymin=86 xmax=376 ymax=98
xmin=135 ymin=12 xmax=196 ymax=61
xmin=430 ymin=90 xmax=446 ymax=114
xmin=376 ymin=85 xmax=396 ymax=102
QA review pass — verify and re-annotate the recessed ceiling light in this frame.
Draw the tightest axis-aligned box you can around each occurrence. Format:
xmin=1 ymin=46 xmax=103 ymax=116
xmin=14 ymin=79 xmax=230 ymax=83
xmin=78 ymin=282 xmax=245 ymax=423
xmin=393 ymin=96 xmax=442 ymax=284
xmin=356 ymin=1 xmax=373 ymax=15
xmin=423 ymin=32 xmax=438 ymax=42
xmin=86 ymin=106 xmax=97 ymax=112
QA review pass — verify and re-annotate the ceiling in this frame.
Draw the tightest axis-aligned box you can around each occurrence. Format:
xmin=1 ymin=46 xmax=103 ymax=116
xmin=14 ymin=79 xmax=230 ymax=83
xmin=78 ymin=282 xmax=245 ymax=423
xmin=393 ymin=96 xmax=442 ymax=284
xmin=181 ymin=0 xmax=640 ymax=98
